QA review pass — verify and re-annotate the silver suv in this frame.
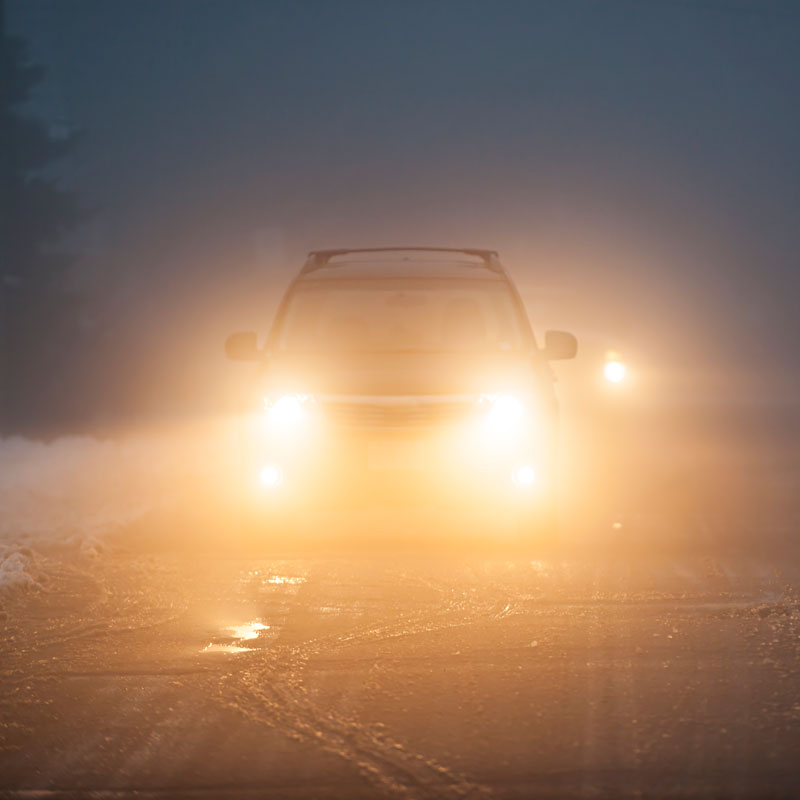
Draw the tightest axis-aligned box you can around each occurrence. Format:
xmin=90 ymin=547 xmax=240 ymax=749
xmin=225 ymin=247 xmax=576 ymax=543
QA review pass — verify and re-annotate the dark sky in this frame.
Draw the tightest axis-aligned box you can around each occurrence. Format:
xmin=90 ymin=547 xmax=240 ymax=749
xmin=8 ymin=0 xmax=800 ymax=408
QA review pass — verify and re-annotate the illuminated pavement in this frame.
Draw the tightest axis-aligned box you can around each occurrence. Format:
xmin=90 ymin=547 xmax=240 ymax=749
xmin=2 ymin=548 xmax=800 ymax=798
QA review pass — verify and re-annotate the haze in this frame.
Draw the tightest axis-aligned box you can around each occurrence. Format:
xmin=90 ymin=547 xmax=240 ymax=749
xmin=3 ymin=3 xmax=800 ymax=798
xmin=7 ymin=0 xmax=800 ymax=420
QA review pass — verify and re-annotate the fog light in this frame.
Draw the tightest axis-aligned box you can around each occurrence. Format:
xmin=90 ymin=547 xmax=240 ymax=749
xmin=512 ymin=464 xmax=536 ymax=487
xmin=259 ymin=464 xmax=284 ymax=488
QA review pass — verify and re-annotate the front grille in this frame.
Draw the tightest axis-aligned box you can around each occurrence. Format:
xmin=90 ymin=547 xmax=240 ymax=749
xmin=320 ymin=397 xmax=476 ymax=428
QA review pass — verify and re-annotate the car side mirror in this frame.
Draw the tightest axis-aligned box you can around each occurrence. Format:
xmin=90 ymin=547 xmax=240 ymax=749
xmin=543 ymin=330 xmax=577 ymax=360
xmin=225 ymin=331 xmax=260 ymax=361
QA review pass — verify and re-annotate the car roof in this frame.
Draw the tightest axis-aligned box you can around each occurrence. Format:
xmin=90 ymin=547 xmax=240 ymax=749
xmin=296 ymin=247 xmax=508 ymax=282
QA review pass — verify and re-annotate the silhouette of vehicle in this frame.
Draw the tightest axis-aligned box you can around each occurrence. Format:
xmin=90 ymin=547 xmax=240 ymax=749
xmin=226 ymin=248 xmax=576 ymax=545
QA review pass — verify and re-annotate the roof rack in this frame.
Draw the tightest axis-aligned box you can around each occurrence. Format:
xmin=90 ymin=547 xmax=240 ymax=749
xmin=299 ymin=247 xmax=504 ymax=276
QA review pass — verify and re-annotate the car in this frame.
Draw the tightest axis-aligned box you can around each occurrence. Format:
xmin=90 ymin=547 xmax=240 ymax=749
xmin=225 ymin=247 xmax=577 ymax=546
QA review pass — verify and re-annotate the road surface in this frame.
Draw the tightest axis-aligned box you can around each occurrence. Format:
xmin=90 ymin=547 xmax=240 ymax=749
xmin=2 ymin=545 xmax=800 ymax=798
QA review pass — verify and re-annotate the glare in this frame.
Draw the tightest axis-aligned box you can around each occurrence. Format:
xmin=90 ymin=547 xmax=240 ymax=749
xmin=201 ymin=619 xmax=270 ymax=655
xmin=513 ymin=464 xmax=536 ymax=486
xmin=484 ymin=394 xmax=525 ymax=433
xmin=259 ymin=464 xmax=283 ymax=487
xmin=604 ymin=360 xmax=627 ymax=383
xmin=227 ymin=620 xmax=270 ymax=640
xmin=268 ymin=394 xmax=305 ymax=427
xmin=201 ymin=643 xmax=249 ymax=654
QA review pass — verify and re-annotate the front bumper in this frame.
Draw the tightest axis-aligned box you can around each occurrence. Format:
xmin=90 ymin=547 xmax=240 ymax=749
xmin=242 ymin=409 xmax=556 ymax=512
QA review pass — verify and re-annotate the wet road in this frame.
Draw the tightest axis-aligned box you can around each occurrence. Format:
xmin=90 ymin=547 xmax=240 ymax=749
xmin=3 ymin=548 xmax=800 ymax=798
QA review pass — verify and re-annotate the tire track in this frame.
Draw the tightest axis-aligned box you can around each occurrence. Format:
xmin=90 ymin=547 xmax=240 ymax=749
xmin=208 ymin=562 xmax=507 ymax=798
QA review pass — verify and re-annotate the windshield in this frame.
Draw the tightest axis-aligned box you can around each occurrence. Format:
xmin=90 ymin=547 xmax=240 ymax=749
xmin=275 ymin=280 xmax=527 ymax=354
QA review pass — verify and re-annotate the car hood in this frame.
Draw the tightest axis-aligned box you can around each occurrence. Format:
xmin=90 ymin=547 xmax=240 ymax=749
xmin=261 ymin=352 xmax=544 ymax=397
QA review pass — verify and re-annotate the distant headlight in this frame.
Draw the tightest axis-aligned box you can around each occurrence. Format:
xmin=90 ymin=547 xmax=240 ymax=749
xmin=480 ymin=393 xmax=525 ymax=435
xmin=265 ymin=393 xmax=314 ymax=428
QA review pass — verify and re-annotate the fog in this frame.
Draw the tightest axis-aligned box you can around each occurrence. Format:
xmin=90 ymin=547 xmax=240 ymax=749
xmin=6 ymin=0 xmax=800 ymax=419
xmin=4 ymin=7 xmax=800 ymax=793
xmin=1 ymin=0 xmax=799 ymax=572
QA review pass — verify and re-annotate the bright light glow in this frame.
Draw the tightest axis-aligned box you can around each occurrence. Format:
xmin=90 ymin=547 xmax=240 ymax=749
xmin=266 ymin=575 xmax=306 ymax=585
xmin=201 ymin=643 xmax=249 ymax=654
xmin=259 ymin=464 xmax=283 ymax=487
xmin=201 ymin=619 xmax=270 ymax=654
xmin=227 ymin=620 xmax=269 ymax=640
xmin=604 ymin=360 xmax=627 ymax=383
xmin=513 ymin=464 xmax=536 ymax=486
xmin=483 ymin=393 xmax=525 ymax=434
xmin=268 ymin=394 xmax=305 ymax=427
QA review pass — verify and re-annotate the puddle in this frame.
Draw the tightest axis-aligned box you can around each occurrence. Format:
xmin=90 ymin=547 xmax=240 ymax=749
xmin=201 ymin=618 xmax=271 ymax=655
xmin=239 ymin=570 xmax=307 ymax=589
xmin=227 ymin=620 xmax=270 ymax=640
xmin=202 ymin=643 xmax=250 ymax=654
xmin=266 ymin=575 xmax=306 ymax=585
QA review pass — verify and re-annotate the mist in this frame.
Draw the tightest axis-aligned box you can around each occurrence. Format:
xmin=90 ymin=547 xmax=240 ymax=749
xmin=5 ymin=3 xmax=800 ymax=796
xmin=5 ymin=0 xmax=800 ymax=423
xmin=1 ymin=0 xmax=798 ymax=553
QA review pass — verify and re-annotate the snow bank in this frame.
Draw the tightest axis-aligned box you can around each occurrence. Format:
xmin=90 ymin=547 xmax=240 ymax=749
xmin=0 ymin=422 xmax=238 ymax=597
xmin=0 ymin=546 xmax=42 ymax=598
xmin=0 ymin=435 xmax=158 ymax=544
xmin=0 ymin=435 xmax=150 ymax=597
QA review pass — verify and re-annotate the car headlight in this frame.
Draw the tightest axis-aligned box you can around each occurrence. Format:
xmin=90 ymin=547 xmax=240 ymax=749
xmin=259 ymin=463 xmax=284 ymax=487
xmin=265 ymin=393 xmax=314 ymax=428
xmin=480 ymin=393 xmax=525 ymax=435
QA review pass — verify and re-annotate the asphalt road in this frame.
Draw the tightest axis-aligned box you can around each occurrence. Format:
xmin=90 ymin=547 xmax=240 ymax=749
xmin=3 ymin=545 xmax=800 ymax=798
